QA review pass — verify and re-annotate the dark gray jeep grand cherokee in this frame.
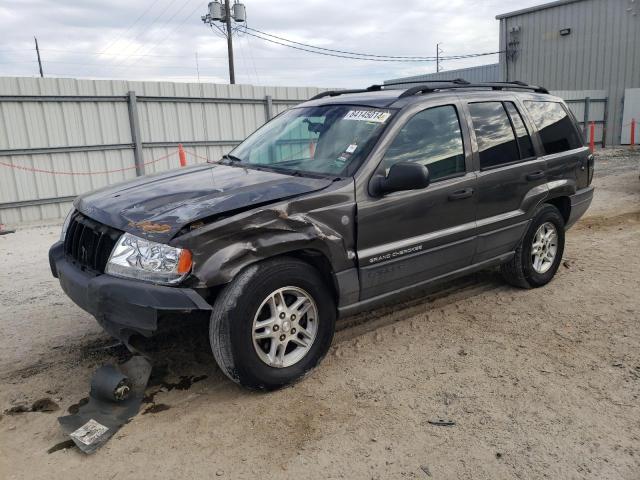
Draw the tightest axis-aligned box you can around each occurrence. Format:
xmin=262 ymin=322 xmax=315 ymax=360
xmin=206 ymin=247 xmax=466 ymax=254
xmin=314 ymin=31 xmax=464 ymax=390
xmin=49 ymin=80 xmax=594 ymax=390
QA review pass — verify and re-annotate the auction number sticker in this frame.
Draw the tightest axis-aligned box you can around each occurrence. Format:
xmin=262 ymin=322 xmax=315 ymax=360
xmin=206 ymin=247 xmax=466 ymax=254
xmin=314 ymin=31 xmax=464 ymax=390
xmin=344 ymin=110 xmax=391 ymax=123
xmin=70 ymin=419 xmax=109 ymax=446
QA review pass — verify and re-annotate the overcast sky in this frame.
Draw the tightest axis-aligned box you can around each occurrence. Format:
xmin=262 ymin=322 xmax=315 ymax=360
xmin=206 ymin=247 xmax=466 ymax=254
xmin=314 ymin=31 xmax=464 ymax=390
xmin=1 ymin=0 xmax=543 ymax=87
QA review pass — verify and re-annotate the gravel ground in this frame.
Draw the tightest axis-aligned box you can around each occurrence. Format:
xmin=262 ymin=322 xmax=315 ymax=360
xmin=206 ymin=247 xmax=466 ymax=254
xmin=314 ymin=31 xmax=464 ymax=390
xmin=0 ymin=148 xmax=639 ymax=479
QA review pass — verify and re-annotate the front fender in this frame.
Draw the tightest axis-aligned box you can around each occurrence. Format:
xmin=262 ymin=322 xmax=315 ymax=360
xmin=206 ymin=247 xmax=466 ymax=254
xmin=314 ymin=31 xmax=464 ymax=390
xmin=179 ymin=207 xmax=351 ymax=288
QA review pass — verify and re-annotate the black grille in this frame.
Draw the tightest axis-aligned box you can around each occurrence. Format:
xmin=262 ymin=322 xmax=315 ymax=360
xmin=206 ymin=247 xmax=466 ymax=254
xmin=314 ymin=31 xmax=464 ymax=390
xmin=63 ymin=212 xmax=122 ymax=273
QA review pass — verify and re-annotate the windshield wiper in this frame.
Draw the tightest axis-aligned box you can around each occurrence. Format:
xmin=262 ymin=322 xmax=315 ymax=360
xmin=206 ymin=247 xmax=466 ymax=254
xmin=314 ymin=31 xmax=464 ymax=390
xmin=221 ymin=154 xmax=243 ymax=163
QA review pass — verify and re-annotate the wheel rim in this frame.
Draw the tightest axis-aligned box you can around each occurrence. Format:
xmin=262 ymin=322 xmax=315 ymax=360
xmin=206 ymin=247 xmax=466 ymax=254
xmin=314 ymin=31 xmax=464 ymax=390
xmin=252 ymin=286 xmax=319 ymax=368
xmin=531 ymin=221 xmax=558 ymax=274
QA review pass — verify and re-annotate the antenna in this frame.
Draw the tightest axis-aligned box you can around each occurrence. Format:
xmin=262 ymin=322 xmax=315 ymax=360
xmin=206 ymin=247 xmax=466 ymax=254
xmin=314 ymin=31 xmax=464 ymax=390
xmin=34 ymin=37 xmax=44 ymax=78
xmin=436 ymin=43 xmax=444 ymax=73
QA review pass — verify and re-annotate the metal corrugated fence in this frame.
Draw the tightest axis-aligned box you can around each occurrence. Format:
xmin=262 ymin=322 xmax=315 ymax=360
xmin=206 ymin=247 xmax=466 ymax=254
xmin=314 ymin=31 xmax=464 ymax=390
xmin=0 ymin=77 xmax=326 ymax=224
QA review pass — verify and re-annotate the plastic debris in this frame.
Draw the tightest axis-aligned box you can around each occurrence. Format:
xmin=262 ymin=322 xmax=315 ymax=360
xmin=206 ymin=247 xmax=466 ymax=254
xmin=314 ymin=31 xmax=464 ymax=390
xmin=57 ymin=356 xmax=152 ymax=454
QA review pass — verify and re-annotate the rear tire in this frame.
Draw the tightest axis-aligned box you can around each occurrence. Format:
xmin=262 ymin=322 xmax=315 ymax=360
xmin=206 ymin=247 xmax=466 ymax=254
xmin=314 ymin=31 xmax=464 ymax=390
xmin=501 ymin=204 xmax=565 ymax=289
xmin=210 ymin=258 xmax=336 ymax=390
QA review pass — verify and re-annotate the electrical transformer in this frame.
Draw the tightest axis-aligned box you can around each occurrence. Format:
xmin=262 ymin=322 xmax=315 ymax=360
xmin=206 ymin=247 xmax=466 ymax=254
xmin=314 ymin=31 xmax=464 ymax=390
xmin=208 ymin=1 xmax=223 ymax=21
xmin=233 ymin=2 xmax=246 ymax=22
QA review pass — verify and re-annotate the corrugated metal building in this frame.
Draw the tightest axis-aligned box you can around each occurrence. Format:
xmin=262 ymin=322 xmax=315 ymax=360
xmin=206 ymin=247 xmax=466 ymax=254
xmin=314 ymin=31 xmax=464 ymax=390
xmin=498 ymin=0 xmax=640 ymax=146
xmin=384 ymin=64 xmax=501 ymax=87
xmin=385 ymin=0 xmax=640 ymax=145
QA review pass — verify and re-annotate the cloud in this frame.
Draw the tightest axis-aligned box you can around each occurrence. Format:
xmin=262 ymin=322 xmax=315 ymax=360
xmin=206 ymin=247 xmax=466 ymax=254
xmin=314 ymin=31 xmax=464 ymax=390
xmin=0 ymin=0 xmax=543 ymax=87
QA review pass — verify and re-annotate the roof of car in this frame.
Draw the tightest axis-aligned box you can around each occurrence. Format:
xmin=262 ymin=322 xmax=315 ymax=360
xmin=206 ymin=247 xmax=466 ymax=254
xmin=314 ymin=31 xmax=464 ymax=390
xmin=299 ymin=81 xmax=553 ymax=110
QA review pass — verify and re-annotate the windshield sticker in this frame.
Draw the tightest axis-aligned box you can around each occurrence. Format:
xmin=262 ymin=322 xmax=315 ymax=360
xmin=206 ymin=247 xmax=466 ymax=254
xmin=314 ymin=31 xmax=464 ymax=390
xmin=344 ymin=110 xmax=390 ymax=123
xmin=337 ymin=152 xmax=352 ymax=163
xmin=346 ymin=144 xmax=358 ymax=153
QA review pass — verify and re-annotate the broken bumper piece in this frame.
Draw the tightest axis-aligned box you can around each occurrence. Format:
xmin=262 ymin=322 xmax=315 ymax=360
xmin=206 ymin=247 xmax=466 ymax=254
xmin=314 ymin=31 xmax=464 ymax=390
xmin=49 ymin=241 xmax=211 ymax=342
xmin=58 ymin=356 xmax=152 ymax=454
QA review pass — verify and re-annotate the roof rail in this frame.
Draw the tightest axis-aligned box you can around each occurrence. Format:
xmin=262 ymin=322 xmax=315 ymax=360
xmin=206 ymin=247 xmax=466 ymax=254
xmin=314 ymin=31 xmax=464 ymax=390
xmin=308 ymin=79 xmax=471 ymax=101
xmin=370 ymin=78 xmax=471 ymax=89
xmin=307 ymin=80 xmax=548 ymax=102
xmin=308 ymin=85 xmax=383 ymax=101
xmin=398 ymin=81 xmax=549 ymax=98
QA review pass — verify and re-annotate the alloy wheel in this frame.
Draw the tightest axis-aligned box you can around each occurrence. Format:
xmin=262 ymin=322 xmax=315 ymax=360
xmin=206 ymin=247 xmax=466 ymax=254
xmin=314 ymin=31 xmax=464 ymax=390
xmin=531 ymin=221 xmax=558 ymax=274
xmin=252 ymin=286 xmax=318 ymax=368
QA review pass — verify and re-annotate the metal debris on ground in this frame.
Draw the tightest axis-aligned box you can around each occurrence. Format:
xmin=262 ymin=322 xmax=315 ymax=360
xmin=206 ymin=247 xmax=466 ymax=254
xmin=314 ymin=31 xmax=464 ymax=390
xmin=57 ymin=356 xmax=152 ymax=454
xmin=420 ymin=464 xmax=432 ymax=477
xmin=427 ymin=419 xmax=456 ymax=427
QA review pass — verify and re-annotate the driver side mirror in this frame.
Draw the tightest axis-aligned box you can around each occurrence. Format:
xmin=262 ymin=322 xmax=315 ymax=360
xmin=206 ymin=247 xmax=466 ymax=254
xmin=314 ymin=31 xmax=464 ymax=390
xmin=370 ymin=162 xmax=431 ymax=196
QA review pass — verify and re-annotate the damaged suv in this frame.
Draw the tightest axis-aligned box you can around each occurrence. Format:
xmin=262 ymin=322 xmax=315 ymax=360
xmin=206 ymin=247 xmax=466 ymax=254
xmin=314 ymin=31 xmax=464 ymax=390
xmin=50 ymin=80 xmax=594 ymax=390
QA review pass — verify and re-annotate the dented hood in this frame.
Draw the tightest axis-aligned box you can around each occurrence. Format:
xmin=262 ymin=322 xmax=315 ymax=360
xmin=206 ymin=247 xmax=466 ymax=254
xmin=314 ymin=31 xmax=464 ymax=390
xmin=74 ymin=163 xmax=334 ymax=243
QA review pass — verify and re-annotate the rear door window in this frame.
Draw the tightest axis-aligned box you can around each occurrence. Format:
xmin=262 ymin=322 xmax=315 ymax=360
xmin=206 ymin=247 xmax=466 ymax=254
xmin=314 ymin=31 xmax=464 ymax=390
xmin=504 ymin=102 xmax=535 ymax=159
xmin=524 ymin=101 xmax=583 ymax=154
xmin=468 ymin=102 xmax=520 ymax=169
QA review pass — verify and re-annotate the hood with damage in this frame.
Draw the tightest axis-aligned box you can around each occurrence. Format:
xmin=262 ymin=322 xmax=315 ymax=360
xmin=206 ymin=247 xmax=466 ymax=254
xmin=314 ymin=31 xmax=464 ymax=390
xmin=74 ymin=163 xmax=334 ymax=243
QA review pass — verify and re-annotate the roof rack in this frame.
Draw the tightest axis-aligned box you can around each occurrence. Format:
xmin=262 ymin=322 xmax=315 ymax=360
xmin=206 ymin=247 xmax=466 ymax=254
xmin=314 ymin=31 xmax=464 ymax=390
xmin=307 ymin=79 xmax=548 ymax=102
xmin=307 ymin=79 xmax=470 ymax=101
xmin=308 ymin=86 xmax=382 ymax=101
xmin=371 ymin=78 xmax=471 ymax=89
xmin=398 ymin=81 xmax=549 ymax=98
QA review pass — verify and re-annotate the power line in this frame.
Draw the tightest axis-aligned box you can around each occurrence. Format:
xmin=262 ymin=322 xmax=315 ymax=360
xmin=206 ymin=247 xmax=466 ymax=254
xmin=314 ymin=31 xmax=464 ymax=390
xmin=108 ymin=0 xmax=196 ymax=68
xmin=0 ymin=56 xmax=382 ymax=67
xmin=237 ymin=8 xmax=260 ymax=84
xmin=0 ymin=48 xmax=301 ymax=60
xmin=240 ymin=28 xmax=502 ymax=63
xmin=116 ymin=0 xmax=203 ymax=72
xmin=84 ymin=0 xmax=183 ymax=74
xmin=243 ymin=26 xmax=500 ymax=61
xmin=79 ymin=0 xmax=182 ymax=77
xmin=95 ymin=0 xmax=165 ymax=55
xmin=243 ymin=29 xmax=261 ymax=85
xmin=116 ymin=0 xmax=182 ymax=52
xmin=26 ymin=0 xmax=170 ymax=77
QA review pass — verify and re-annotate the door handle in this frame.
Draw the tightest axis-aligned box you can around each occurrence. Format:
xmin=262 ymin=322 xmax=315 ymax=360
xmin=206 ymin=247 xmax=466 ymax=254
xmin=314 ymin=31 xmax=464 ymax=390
xmin=526 ymin=170 xmax=545 ymax=181
xmin=448 ymin=188 xmax=474 ymax=201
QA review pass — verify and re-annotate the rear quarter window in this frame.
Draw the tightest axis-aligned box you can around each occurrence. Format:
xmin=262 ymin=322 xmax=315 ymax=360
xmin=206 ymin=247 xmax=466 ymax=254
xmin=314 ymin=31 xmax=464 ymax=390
xmin=524 ymin=101 xmax=583 ymax=154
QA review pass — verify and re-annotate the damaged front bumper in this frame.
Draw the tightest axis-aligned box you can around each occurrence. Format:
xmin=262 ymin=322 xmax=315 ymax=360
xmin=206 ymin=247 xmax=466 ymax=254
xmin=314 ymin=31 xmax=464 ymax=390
xmin=49 ymin=241 xmax=211 ymax=342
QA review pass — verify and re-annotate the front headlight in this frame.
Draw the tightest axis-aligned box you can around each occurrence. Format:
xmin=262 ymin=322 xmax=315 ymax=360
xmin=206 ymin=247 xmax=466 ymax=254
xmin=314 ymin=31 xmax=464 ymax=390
xmin=106 ymin=232 xmax=192 ymax=285
xmin=60 ymin=208 xmax=75 ymax=241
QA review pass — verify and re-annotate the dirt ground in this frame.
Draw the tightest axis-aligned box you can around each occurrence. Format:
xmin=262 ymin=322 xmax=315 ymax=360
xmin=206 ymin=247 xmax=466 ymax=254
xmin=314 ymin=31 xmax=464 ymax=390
xmin=1 ymin=149 xmax=639 ymax=480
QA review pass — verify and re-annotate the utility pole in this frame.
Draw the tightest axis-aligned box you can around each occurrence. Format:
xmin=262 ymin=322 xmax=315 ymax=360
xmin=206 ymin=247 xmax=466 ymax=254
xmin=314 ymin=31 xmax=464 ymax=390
xmin=224 ymin=0 xmax=235 ymax=84
xmin=34 ymin=37 xmax=44 ymax=78
xmin=202 ymin=1 xmax=246 ymax=85
xmin=436 ymin=43 xmax=444 ymax=73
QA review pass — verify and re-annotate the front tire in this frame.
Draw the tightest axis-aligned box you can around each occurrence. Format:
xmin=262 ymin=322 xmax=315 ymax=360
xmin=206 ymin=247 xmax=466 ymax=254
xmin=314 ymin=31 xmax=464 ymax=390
xmin=210 ymin=258 xmax=336 ymax=390
xmin=501 ymin=204 xmax=565 ymax=288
